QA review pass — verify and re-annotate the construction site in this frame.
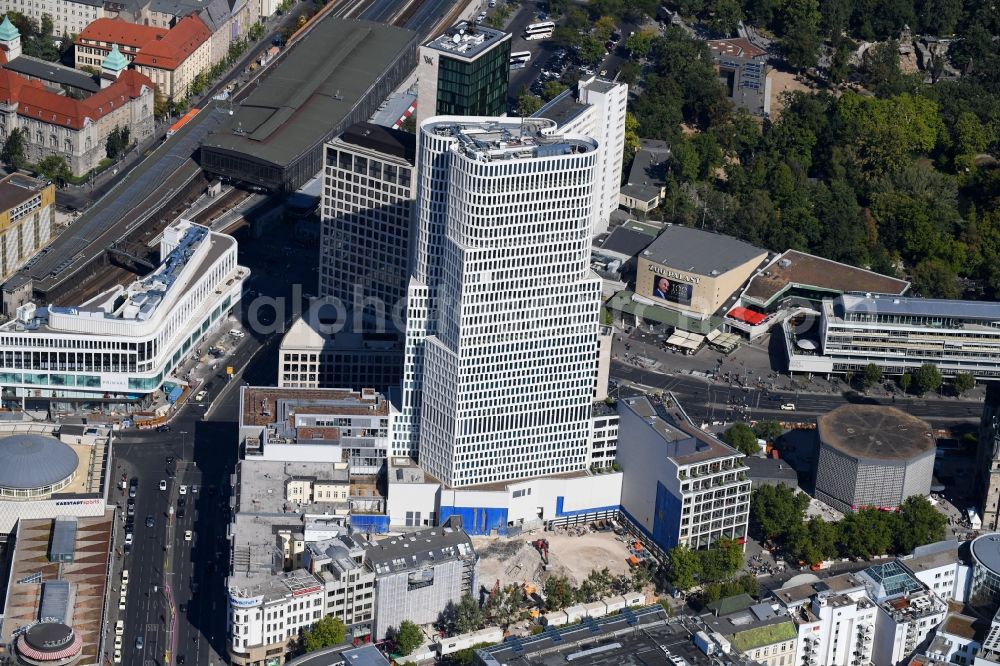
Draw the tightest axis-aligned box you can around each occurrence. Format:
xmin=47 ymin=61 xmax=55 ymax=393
xmin=472 ymin=524 xmax=643 ymax=594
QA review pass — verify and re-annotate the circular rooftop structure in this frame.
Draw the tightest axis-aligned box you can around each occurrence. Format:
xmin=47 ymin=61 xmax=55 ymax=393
xmin=971 ymin=534 xmax=1000 ymax=616
xmin=972 ymin=534 xmax=1000 ymax=576
xmin=817 ymin=405 xmax=934 ymax=461
xmin=16 ymin=622 xmax=82 ymax=665
xmin=0 ymin=434 xmax=78 ymax=495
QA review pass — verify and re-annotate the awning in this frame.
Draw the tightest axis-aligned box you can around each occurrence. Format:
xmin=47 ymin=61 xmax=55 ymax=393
xmin=727 ymin=306 xmax=767 ymax=325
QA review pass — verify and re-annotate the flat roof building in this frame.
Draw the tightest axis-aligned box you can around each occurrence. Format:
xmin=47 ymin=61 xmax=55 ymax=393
xmin=416 ymin=21 xmax=511 ymax=128
xmin=632 ymin=225 xmax=768 ymax=326
xmin=814 ymin=405 xmax=935 ymax=512
xmin=617 ymin=395 xmax=750 ymax=554
xmin=200 ymin=17 xmax=418 ymax=192
xmin=0 ymin=219 xmax=246 ymax=405
xmin=0 ymin=174 xmax=54 ymax=295
xmin=785 ymin=293 xmax=1000 ymax=379
xmin=618 ymin=139 xmax=670 ymax=213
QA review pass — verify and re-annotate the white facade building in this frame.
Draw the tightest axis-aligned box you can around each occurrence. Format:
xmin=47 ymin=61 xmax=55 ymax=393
xmin=899 ymin=541 xmax=971 ymax=603
xmin=616 ymin=395 xmax=750 ymax=554
xmin=785 ymin=293 xmax=1000 ymax=379
xmin=398 ymin=117 xmax=602 ymax=487
xmin=0 ymin=220 xmax=246 ymax=402
xmin=774 ymin=574 xmax=877 ymax=666
xmin=872 ymin=590 xmax=947 ymax=666
xmin=534 ymin=76 xmax=628 ymax=235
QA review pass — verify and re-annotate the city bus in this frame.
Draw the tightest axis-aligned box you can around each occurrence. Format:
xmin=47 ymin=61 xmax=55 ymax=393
xmin=509 ymin=51 xmax=532 ymax=69
xmin=523 ymin=21 xmax=555 ymax=40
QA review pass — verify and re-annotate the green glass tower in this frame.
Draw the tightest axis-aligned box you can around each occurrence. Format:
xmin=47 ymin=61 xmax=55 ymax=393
xmin=416 ymin=21 xmax=512 ymax=127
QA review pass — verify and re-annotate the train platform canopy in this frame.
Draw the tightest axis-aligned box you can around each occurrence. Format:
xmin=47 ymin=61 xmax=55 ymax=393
xmin=199 ymin=16 xmax=417 ymax=192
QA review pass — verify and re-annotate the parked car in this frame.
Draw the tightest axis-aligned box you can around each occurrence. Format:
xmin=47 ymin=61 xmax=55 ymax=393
xmin=780 ymin=403 xmax=796 ymax=411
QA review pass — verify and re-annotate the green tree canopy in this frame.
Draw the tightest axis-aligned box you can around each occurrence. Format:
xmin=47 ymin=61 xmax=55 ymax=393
xmin=666 ymin=545 xmax=701 ymax=590
xmin=750 ymin=484 xmax=810 ymax=543
xmin=953 ymin=372 xmax=975 ymax=396
xmin=302 ymin=616 xmax=346 ymax=653
xmin=516 ymin=88 xmax=543 ymax=116
xmin=913 ymin=363 xmax=943 ymax=395
xmin=895 ymin=496 xmax=947 ymax=553
xmin=543 ymin=575 xmax=575 ymax=611
xmin=753 ymin=421 xmax=785 ymax=443
xmin=722 ymin=423 xmax=761 ymax=456
xmin=863 ymin=363 xmax=883 ymax=388
xmin=393 ymin=620 xmax=424 ymax=656
xmin=2 ymin=128 xmax=26 ymax=171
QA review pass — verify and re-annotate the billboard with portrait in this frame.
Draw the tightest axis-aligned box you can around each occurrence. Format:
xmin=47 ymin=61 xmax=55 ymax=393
xmin=651 ymin=274 xmax=693 ymax=306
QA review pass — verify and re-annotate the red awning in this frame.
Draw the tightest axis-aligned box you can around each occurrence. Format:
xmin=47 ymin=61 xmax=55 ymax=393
xmin=727 ymin=306 xmax=767 ymax=325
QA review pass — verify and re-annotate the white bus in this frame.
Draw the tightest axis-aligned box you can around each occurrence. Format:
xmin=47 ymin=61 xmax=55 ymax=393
xmin=524 ymin=21 xmax=555 ymax=40
xmin=509 ymin=51 xmax=531 ymax=69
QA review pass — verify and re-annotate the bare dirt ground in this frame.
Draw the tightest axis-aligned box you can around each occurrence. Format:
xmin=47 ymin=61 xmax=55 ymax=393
xmin=767 ymin=70 xmax=812 ymax=120
xmin=473 ymin=529 xmax=635 ymax=592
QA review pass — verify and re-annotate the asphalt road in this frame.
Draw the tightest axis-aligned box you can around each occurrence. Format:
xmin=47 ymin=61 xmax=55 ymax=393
xmin=611 ymin=361 xmax=985 ymax=426
xmin=109 ymin=220 xmax=313 ymax=666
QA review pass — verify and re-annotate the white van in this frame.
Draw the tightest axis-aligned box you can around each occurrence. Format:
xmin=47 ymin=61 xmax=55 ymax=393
xmin=229 ymin=329 xmax=245 ymax=339
xmin=780 ymin=403 xmax=796 ymax=411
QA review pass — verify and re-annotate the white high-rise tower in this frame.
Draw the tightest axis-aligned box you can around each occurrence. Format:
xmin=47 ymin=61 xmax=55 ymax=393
xmin=396 ymin=116 xmax=602 ymax=487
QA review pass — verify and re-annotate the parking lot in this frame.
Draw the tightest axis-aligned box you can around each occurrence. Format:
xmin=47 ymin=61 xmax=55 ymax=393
xmin=473 ymin=527 xmax=639 ymax=593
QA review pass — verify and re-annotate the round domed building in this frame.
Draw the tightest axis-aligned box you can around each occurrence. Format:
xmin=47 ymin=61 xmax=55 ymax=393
xmin=14 ymin=621 xmax=83 ymax=665
xmin=0 ymin=434 xmax=79 ymax=500
xmin=814 ymin=404 xmax=935 ymax=512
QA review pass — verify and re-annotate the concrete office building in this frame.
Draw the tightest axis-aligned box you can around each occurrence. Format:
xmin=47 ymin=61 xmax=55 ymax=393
xmin=0 ymin=219 xmax=246 ymax=404
xmin=785 ymin=293 xmax=1000 ymax=379
xmin=397 ymin=117 xmax=602 ymax=486
xmin=277 ymin=315 xmax=402 ymax=393
xmin=616 ymin=395 xmax=751 ymax=553
xmin=814 ymin=405 xmax=935 ymax=512
xmin=369 ymin=526 xmax=478 ymax=639
xmin=0 ymin=174 xmax=54 ymax=286
xmin=898 ymin=540 xmax=971 ymax=603
xmin=320 ymin=123 xmax=416 ymax=317
xmin=534 ymin=76 xmax=629 ymax=235
xmin=980 ymin=383 xmax=1000 ymax=532
xmin=415 ymin=21 xmax=511 ymax=128
xmin=873 ymin=589 xmax=947 ymax=666
xmin=773 ymin=573 xmax=877 ymax=666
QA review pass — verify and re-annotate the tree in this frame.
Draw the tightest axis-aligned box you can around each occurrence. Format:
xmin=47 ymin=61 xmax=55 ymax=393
xmin=781 ymin=0 xmax=822 ymax=70
xmin=447 ymin=593 xmax=484 ymax=634
xmin=36 ymin=155 xmax=71 ymax=185
xmin=953 ymin=372 xmax=975 ymax=396
xmin=542 ymin=575 xmax=576 ymax=611
xmin=2 ymin=128 xmax=26 ymax=171
xmin=623 ymin=112 xmax=640 ymax=165
xmin=666 ymin=545 xmax=701 ymax=590
xmin=839 ymin=508 xmax=895 ymax=559
xmin=753 ymin=421 xmax=784 ymax=443
xmin=863 ymin=363 xmax=883 ymax=389
xmin=722 ymin=423 xmax=761 ymax=456
xmin=516 ymin=88 xmax=543 ymax=116
xmin=625 ymin=29 xmax=655 ymax=58
xmin=302 ymin=616 xmax=346 ymax=652
xmin=594 ymin=15 xmax=617 ymax=42
xmin=900 ymin=372 xmax=913 ymax=393
xmin=106 ymin=126 xmax=131 ymax=160
xmin=577 ymin=35 xmax=608 ymax=66
xmin=153 ymin=85 xmax=169 ymax=119
xmin=750 ymin=485 xmax=810 ymax=543
xmin=708 ymin=0 xmax=743 ymax=36
xmin=541 ymin=80 xmax=568 ymax=101
xmin=913 ymin=363 xmax=943 ymax=395
xmin=895 ymin=496 xmax=947 ymax=553
xmin=484 ymin=584 xmax=525 ymax=628
xmin=393 ymin=620 xmax=424 ymax=656
xmin=631 ymin=563 xmax=652 ymax=591
xmin=451 ymin=642 xmax=497 ymax=665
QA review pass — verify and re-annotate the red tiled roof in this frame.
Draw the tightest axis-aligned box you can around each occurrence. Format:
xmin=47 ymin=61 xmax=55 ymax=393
xmin=0 ymin=68 xmax=152 ymax=130
xmin=132 ymin=14 xmax=211 ymax=70
xmin=76 ymin=18 xmax=167 ymax=49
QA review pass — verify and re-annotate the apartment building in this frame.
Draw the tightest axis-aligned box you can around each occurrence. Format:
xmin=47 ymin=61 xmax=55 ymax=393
xmin=0 ymin=174 xmax=53 ymax=285
xmin=0 ymin=219 xmax=246 ymax=403
xmin=773 ymin=574 xmax=877 ymax=666
xmin=534 ymin=75 xmax=628 ymax=235
xmin=898 ymin=540 xmax=971 ymax=603
xmin=588 ymin=401 xmax=618 ymax=470
xmin=785 ymin=293 xmax=1000 ymax=379
xmin=874 ymin=591 xmax=948 ymax=666
xmin=702 ymin=602 xmax=798 ymax=666
xmin=398 ymin=116 xmax=602 ymax=486
xmin=238 ymin=385 xmax=395 ymax=480
xmin=0 ymin=0 xmax=104 ymax=40
xmin=369 ymin=527 xmax=478 ymax=639
xmin=616 ymin=395 xmax=751 ymax=553
xmin=74 ymin=18 xmax=167 ymax=69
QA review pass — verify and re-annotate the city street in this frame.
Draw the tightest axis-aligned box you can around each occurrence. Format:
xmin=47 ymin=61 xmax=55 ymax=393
xmin=108 ymin=220 xmax=314 ymax=666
